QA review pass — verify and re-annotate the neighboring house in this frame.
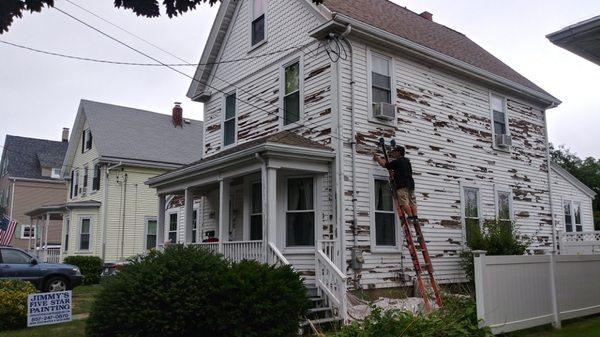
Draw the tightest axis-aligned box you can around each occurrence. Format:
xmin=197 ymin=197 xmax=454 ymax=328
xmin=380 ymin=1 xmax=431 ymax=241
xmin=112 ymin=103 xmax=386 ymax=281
xmin=0 ymin=132 xmax=69 ymax=250
xmin=147 ymin=0 xmax=565 ymax=315
xmin=550 ymin=162 xmax=596 ymax=233
xmin=547 ymin=15 xmax=600 ymax=66
xmin=61 ymin=100 xmax=203 ymax=263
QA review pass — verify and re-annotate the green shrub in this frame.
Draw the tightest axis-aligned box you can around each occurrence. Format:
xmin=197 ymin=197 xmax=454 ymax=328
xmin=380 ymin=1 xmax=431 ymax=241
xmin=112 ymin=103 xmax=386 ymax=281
xmin=460 ymin=219 xmax=531 ymax=282
xmin=0 ymin=280 xmax=37 ymax=331
xmin=63 ymin=256 xmax=103 ymax=285
xmin=86 ymin=244 xmax=309 ymax=337
xmin=333 ymin=295 xmax=490 ymax=337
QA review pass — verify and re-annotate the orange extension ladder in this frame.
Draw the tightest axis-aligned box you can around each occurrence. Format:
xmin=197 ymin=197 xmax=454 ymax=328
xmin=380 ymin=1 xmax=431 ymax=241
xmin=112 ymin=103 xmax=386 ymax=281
xmin=378 ymin=137 xmax=443 ymax=311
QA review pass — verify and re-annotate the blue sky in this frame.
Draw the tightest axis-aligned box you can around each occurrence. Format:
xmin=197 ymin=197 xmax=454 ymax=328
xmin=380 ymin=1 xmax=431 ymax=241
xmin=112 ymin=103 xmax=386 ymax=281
xmin=0 ymin=0 xmax=599 ymax=158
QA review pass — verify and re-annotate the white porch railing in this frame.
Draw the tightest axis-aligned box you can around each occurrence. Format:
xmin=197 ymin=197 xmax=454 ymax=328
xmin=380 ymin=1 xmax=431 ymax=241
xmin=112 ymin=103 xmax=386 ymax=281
xmin=315 ymin=240 xmax=347 ymax=322
xmin=45 ymin=248 xmax=61 ymax=264
xmin=559 ymin=231 xmax=600 ymax=255
xmin=267 ymin=241 xmax=290 ymax=267
xmin=222 ymin=241 xmax=264 ymax=263
xmin=195 ymin=242 xmax=219 ymax=255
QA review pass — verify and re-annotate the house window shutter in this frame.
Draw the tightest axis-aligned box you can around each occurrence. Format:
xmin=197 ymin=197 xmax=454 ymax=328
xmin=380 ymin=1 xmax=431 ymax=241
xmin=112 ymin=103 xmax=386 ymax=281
xmin=70 ymin=170 xmax=74 ymax=198
xmin=81 ymin=132 xmax=85 ymax=153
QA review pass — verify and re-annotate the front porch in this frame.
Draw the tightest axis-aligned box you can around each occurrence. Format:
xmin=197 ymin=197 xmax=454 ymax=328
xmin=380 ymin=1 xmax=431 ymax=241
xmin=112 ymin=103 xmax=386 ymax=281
xmin=147 ymin=132 xmax=348 ymax=320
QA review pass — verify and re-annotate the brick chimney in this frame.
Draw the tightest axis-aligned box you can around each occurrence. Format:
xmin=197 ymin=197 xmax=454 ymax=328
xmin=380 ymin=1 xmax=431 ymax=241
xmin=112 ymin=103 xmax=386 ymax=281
xmin=420 ymin=11 xmax=433 ymax=21
xmin=172 ymin=102 xmax=183 ymax=127
xmin=62 ymin=128 xmax=70 ymax=142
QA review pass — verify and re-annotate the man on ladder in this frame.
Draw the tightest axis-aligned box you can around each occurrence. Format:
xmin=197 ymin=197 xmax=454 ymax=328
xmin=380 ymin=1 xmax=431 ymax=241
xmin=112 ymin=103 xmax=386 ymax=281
xmin=373 ymin=140 xmax=443 ymax=310
xmin=373 ymin=145 xmax=418 ymax=225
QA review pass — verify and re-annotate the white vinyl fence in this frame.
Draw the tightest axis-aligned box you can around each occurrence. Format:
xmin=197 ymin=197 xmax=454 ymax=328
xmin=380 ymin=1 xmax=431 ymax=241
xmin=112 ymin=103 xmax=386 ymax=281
xmin=474 ymin=251 xmax=600 ymax=334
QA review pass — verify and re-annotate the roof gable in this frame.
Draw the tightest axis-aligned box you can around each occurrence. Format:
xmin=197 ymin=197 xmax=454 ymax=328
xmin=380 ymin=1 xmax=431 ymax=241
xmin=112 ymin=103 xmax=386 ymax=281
xmin=2 ymin=135 xmax=67 ymax=180
xmin=63 ymin=100 xmax=204 ymax=170
xmin=551 ymin=162 xmax=597 ymax=198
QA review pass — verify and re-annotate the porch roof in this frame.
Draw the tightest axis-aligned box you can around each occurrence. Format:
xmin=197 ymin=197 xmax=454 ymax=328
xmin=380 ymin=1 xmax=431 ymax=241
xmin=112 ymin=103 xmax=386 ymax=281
xmin=146 ymin=131 xmax=333 ymax=188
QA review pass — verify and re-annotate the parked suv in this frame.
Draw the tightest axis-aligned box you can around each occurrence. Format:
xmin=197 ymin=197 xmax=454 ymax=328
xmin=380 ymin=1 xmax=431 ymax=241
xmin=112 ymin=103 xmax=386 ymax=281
xmin=0 ymin=246 xmax=83 ymax=292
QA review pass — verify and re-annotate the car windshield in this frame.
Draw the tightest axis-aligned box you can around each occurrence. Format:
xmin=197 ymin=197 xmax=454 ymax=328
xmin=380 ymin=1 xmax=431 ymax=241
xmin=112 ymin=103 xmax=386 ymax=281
xmin=1 ymin=249 xmax=32 ymax=264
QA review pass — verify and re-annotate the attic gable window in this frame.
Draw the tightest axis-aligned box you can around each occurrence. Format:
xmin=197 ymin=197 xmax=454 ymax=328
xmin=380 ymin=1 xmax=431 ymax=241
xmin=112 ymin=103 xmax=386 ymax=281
xmin=82 ymin=129 xmax=92 ymax=153
xmin=251 ymin=0 xmax=266 ymax=46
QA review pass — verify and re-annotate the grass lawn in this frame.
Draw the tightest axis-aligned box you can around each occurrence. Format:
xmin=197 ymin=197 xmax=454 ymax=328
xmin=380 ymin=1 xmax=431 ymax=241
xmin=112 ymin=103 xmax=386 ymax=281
xmin=0 ymin=319 xmax=86 ymax=337
xmin=72 ymin=284 xmax=102 ymax=315
xmin=505 ymin=315 xmax=600 ymax=337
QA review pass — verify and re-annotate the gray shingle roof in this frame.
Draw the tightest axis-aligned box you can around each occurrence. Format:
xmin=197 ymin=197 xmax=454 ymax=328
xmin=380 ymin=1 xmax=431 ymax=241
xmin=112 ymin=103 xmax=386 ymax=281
xmin=323 ymin=0 xmax=551 ymax=96
xmin=80 ymin=100 xmax=203 ymax=166
xmin=2 ymin=135 xmax=68 ymax=180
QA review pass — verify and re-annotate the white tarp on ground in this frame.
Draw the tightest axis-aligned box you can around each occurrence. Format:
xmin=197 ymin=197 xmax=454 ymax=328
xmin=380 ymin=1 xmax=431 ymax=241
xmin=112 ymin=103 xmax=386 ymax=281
xmin=346 ymin=293 xmax=425 ymax=321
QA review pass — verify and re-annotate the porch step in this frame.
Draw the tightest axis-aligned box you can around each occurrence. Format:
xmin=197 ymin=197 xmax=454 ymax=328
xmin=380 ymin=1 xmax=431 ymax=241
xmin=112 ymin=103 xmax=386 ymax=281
xmin=307 ymin=306 xmax=331 ymax=314
xmin=300 ymin=316 xmax=343 ymax=328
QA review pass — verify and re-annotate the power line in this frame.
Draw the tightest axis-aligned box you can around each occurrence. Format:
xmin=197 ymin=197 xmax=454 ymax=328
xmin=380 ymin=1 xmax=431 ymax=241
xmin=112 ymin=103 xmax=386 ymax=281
xmin=0 ymin=39 xmax=307 ymax=67
xmin=53 ymin=6 xmax=338 ymax=141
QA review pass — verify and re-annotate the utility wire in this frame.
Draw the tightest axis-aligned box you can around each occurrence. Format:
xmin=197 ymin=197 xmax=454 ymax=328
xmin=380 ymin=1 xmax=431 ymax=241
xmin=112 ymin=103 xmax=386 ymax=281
xmin=53 ymin=6 xmax=339 ymax=141
xmin=0 ymin=39 xmax=306 ymax=67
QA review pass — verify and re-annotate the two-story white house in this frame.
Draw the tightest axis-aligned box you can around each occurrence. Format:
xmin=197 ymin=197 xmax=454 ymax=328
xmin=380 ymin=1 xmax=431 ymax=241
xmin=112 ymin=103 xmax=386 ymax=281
xmin=146 ymin=0 xmax=595 ymax=321
xmin=61 ymin=100 xmax=203 ymax=263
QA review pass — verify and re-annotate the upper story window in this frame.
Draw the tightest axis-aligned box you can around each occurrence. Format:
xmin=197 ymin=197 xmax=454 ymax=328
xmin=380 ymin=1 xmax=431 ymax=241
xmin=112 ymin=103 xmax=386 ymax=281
xmin=82 ymin=129 xmax=92 ymax=153
xmin=371 ymin=52 xmax=392 ymax=117
xmin=490 ymin=94 xmax=512 ymax=148
xmin=282 ymin=60 xmax=301 ymax=126
xmin=251 ymin=0 xmax=266 ymax=46
xmin=51 ymin=168 xmax=61 ymax=179
xmin=463 ymin=186 xmax=481 ymax=245
xmin=92 ymin=163 xmax=101 ymax=191
xmin=82 ymin=165 xmax=89 ymax=195
xmin=71 ymin=169 xmax=79 ymax=198
xmin=224 ymin=93 xmax=236 ymax=147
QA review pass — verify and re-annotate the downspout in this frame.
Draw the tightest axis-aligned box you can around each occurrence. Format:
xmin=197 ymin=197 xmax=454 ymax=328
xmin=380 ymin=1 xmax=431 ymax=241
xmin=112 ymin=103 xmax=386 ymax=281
xmin=120 ymin=173 xmax=128 ymax=260
xmin=340 ymin=24 xmax=360 ymax=287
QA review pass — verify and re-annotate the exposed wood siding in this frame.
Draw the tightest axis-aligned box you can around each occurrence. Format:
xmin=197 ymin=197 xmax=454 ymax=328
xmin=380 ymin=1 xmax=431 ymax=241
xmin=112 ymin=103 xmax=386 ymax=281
xmin=551 ymin=168 xmax=595 ymax=232
xmin=338 ymin=39 xmax=553 ymax=289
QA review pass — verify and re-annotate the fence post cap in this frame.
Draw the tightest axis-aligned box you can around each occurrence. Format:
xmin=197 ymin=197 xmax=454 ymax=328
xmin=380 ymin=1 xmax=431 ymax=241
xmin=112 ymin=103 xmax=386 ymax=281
xmin=471 ymin=250 xmax=487 ymax=256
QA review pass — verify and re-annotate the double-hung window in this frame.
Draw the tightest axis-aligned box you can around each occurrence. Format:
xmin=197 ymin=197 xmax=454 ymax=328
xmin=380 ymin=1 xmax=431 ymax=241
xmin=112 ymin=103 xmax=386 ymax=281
xmin=92 ymin=163 xmax=101 ymax=191
xmin=79 ymin=218 xmax=91 ymax=251
xmin=64 ymin=219 xmax=70 ymax=251
xmin=283 ymin=61 xmax=301 ymax=126
xmin=250 ymin=182 xmax=262 ymax=240
xmin=224 ymin=93 xmax=236 ymax=147
xmin=251 ymin=0 xmax=266 ymax=46
xmin=371 ymin=52 xmax=392 ymax=116
xmin=496 ymin=189 xmax=512 ymax=229
xmin=168 ymin=213 xmax=178 ymax=243
xmin=146 ymin=218 xmax=157 ymax=250
xmin=82 ymin=166 xmax=89 ymax=195
xmin=491 ymin=94 xmax=509 ymax=147
xmin=463 ymin=186 xmax=481 ymax=245
xmin=286 ymin=178 xmax=314 ymax=247
xmin=374 ymin=179 xmax=395 ymax=246
xmin=192 ymin=210 xmax=198 ymax=244
xmin=82 ymin=129 xmax=92 ymax=152
xmin=72 ymin=169 xmax=79 ymax=197
xmin=51 ymin=168 xmax=61 ymax=179
xmin=20 ymin=225 xmax=35 ymax=239
xmin=564 ymin=200 xmax=582 ymax=232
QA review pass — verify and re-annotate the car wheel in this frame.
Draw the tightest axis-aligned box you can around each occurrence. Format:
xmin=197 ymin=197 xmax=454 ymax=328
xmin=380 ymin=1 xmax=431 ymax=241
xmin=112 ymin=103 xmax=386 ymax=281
xmin=43 ymin=276 xmax=69 ymax=292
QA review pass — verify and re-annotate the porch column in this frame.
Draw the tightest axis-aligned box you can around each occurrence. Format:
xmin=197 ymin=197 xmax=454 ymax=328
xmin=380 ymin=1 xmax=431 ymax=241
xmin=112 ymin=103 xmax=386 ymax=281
xmin=28 ymin=216 xmax=33 ymax=251
xmin=184 ymin=188 xmax=194 ymax=244
xmin=266 ymin=167 xmax=277 ymax=244
xmin=157 ymin=194 xmax=166 ymax=249
xmin=218 ymin=178 xmax=231 ymax=254
xmin=34 ymin=217 xmax=40 ymax=258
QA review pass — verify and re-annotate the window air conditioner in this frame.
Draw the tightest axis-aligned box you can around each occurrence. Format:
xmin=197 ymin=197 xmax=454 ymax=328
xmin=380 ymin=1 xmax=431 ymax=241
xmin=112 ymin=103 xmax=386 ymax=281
xmin=495 ymin=134 xmax=512 ymax=147
xmin=373 ymin=102 xmax=395 ymax=120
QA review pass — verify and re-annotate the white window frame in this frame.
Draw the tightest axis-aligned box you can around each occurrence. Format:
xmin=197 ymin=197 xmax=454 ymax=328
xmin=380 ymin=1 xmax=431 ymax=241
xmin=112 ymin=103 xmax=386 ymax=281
xmin=249 ymin=0 xmax=268 ymax=50
xmin=370 ymin=173 xmax=402 ymax=253
xmin=460 ymin=182 xmax=483 ymax=246
xmin=493 ymin=185 xmax=514 ymax=223
xmin=77 ymin=216 xmax=93 ymax=252
xmin=91 ymin=162 xmax=100 ymax=193
xmin=63 ymin=217 xmax=70 ymax=252
xmin=144 ymin=216 xmax=158 ymax=250
xmin=279 ymin=56 xmax=304 ymax=131
xmin=247 ymin=180 xmax=263 ymax=241
xmin=51 ymin=168 xmax=61 ymax=179
xmin=73 ymin=169 xmax=80 ymax=198
xmin=20 ymin=224 xmax=36 ymax=239
xmin=489 ymin=93 xmax=511 ymax=150
xmin=367 ymin=48 xmax=396 ymax=127
xmin=284 ymin=175 xmax=316 ymax=251
xmin=83 ymin=128 xmax=92 ymax=152
xmin=82 ymin=164 xmax=89 ymax=196
xmin=221 ymin=90 xmax=237 ymax=148
xmin=563 ymin=200 xmax=583 ymax=232
xmin=167 ymin=211 xmax=179 ymax=244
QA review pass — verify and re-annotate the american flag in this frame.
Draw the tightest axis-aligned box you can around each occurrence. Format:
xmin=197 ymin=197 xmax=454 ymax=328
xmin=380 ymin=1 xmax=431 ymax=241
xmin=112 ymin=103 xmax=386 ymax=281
xmin=0 ymin=215 xmax=17 ymax=246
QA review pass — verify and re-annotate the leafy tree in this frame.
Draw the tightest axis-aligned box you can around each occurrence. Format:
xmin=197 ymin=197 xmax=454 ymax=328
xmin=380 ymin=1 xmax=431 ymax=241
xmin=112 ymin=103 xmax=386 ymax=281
xmin=550 ymin=144 xmax=600 ymax=229
xmin=0 ymin=0 xmax=324 ymax=34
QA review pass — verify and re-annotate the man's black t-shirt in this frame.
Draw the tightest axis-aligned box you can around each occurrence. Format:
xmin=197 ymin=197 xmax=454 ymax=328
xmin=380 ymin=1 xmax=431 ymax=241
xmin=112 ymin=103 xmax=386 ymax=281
xmin=385 ymin=157 xmax=415 ymax=191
